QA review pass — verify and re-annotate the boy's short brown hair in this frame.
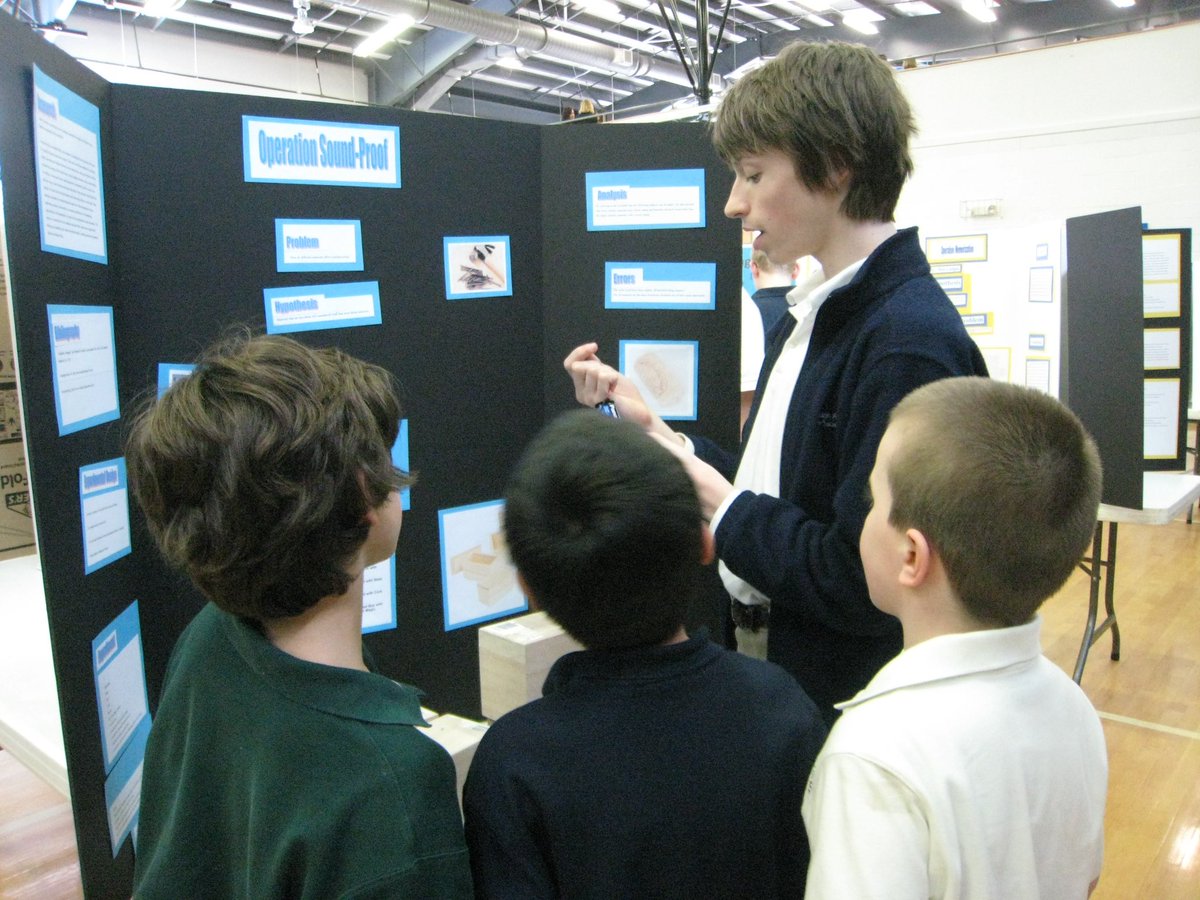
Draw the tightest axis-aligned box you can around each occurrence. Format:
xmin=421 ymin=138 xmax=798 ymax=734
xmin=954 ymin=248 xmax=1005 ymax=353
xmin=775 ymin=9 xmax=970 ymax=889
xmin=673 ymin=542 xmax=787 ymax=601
xmin=711 ymin=41 xmax=916 ymax=222
xmin=886 ymin=378 xmax=1102 ymax=627
xmin=126 ymin=330 xmax=412 ymax=621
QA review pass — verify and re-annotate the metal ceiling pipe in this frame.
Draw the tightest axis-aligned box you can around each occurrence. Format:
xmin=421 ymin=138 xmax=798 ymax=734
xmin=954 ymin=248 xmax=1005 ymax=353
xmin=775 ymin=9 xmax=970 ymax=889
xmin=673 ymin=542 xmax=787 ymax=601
xmin=410 ymin=44 xmax=500 ymax=111
xmin=361 ymin=0 xmax=695 ymax=89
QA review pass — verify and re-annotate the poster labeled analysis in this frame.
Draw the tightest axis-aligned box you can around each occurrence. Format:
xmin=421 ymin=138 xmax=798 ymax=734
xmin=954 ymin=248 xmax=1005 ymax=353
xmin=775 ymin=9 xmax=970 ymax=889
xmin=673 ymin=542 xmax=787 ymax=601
xmin=79 ymin=456 xmax=132 ymax=574
xmin=619 ymin=340 xmax=699 ymax=421
xmin=263 ymin=281 xmax=381 ymax=334
xmin=46 ymin=304 xmax=119 ymax=435
xmin=586 ymin=169 xmax=705 ymax=231
xmin=438 ymin=500 xmax=526 ymax=631
xmin=31 ymin=67 xmax=108 ymax=264
xmin=604 ymin=262 xmax=716 ymax=310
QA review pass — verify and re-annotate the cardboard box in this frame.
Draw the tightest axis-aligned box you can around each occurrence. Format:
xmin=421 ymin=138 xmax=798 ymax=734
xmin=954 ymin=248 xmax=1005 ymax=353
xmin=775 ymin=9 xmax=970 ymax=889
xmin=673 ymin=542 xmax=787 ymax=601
xmin=478 ymin=611 xmax=583 ymax=721
xmin=0 ymin=440 xmax=34 ymax=562
xmin=423 ymin=713 xmax=489 ymax=807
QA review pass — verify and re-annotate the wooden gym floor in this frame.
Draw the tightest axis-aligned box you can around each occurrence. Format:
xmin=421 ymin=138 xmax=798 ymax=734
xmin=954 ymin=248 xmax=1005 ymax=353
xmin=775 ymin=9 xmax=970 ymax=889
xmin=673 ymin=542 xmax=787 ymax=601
xmin=2 ymin=511 xmax=1198 ymax=898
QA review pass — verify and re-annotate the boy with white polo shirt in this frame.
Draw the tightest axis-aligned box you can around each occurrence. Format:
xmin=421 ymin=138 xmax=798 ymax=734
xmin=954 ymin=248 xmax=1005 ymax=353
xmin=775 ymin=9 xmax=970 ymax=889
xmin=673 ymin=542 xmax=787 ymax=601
xmin=802 ymin=376 xmax=1108 ymax=899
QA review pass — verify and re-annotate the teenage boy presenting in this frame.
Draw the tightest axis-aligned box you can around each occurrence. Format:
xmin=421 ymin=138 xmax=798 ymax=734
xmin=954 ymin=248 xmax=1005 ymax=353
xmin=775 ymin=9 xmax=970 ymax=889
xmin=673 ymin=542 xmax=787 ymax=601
xmin=463 ymin=410 xmax=827 ymax=899
xmin=803 ymin=377 xmax=1107 ymax=899
xmin=565 ymin=41 xmax=988 ymax=721
xmin=126 ymin=332 xmax=472 ymax=898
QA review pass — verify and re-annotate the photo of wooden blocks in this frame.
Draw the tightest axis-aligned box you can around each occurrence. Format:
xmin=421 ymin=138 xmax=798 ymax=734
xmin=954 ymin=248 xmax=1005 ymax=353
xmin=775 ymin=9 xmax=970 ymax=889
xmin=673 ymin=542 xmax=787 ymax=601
xmin=449 ymin=530 xmax=516 ymax=606
xmin=477 ymin=611 xmax=584 ymax=721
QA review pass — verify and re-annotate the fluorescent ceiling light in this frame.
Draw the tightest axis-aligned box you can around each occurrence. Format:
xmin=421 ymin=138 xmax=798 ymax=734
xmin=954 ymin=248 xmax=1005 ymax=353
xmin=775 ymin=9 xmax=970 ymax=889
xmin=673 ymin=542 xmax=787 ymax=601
xmin=495 ymin=56 xmax=525 ymax=70
xmin=960 ymin=0 xmax=997 ymax=23
xmin=842 ymin=8 xmax=883 ymax=34
xmin=1109 ymin=0 xmax=1136 ymax=7
xmin=894 ymin=1 xmax=940 ymax=15
xmin=142 ymin=0 xmax=184 ymax=17
xmin=353 ymin=14 xmax=415 ymax=57
xmin=574 ymin=0 xmax=623 ymax=21
xmin=806 ymin=14 xmax=834 ymax=26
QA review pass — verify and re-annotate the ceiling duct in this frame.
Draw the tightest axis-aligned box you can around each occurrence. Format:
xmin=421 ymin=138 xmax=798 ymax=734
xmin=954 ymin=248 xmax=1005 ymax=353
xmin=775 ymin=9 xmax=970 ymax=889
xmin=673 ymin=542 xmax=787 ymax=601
xmin=360 ymin=0 xmax=696 ymax=98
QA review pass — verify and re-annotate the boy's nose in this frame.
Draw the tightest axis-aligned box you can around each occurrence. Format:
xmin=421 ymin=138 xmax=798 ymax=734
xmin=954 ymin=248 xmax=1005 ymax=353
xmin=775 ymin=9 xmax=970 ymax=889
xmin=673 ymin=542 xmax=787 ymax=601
xmin=724 ymin=186 xmax=746 ymax=220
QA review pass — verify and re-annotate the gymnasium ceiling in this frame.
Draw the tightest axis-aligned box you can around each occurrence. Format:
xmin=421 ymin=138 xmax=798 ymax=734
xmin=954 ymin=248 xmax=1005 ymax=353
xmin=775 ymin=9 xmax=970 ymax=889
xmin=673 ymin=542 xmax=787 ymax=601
xmin=7 ymin=0 xmax=1199 ymax=123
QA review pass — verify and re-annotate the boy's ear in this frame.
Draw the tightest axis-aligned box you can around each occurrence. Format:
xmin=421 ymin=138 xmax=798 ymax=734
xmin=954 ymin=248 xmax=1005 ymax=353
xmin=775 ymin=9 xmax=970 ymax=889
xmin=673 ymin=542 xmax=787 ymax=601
xmin=699 ymin=524 xmax=716 ymax=566
xmin=828 ymin=166 xmax=852 ymax=196
xmin=899 ymin=527 xmax=933 ymax=589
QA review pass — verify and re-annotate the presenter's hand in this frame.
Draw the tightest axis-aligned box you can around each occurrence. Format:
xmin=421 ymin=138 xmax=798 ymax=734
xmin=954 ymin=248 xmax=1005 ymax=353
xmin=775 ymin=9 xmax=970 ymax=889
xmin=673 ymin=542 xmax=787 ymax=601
xmin=563 ymin=342 xmax=666 ymax=436
xmin=649 ymin=432 xmax=734 ymax=520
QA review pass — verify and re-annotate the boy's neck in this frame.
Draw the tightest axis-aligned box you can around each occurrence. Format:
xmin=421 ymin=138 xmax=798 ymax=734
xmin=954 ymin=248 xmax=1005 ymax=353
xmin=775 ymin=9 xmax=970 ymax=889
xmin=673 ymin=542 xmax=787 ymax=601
xmin=898 ymin=586 xmax=1001 ymax=650
xmin=662 ymin=625 xmax=688 ymax=646
xmin=262 ymin=576 xmax=368 ymax=671
xmin=816 ymin=219 xmax=897 ymax=280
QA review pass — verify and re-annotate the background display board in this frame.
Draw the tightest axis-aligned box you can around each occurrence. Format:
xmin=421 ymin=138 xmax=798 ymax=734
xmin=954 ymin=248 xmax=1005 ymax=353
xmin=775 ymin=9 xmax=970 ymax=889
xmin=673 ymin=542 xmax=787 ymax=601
xmin=0 ymin=11 xmax=739 ymax=896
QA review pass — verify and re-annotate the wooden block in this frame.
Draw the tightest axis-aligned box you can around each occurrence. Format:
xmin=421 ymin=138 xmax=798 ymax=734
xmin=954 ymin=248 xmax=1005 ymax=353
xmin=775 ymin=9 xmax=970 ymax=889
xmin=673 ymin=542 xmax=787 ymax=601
xmin=478 ymin=611 xmax=583 ymax=721
xmin=423 ymin=714 xmax=489 ymax=808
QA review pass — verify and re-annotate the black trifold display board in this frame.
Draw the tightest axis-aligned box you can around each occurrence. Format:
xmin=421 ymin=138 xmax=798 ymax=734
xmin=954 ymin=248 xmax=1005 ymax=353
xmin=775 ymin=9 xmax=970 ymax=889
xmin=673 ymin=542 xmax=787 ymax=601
xmin=1062 ymin=206 xmax=1147 ymax=509
xmin=1 ymin=12 xmax=739 ymax=896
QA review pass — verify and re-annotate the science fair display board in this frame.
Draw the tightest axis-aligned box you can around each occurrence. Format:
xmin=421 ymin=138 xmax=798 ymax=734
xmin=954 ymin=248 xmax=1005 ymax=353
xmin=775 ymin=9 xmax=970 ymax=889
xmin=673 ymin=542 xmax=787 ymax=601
xmin=1062 ymin=207 xmax=1145 ymax=509
xmin=0 ymin=11 xmax=740 ymax=897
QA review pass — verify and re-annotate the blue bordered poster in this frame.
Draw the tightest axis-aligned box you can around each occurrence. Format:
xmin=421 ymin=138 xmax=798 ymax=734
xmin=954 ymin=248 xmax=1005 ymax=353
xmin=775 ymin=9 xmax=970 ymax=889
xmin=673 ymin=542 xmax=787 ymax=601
xmin=604 ymin=262 xmax=716 ymax=310
xmin=585 ymin=168 xmax=705 ymax=231
xmin=91 ymin=601 xmax=151 ymax=775
xmin=443 ymin=236 xmax=513 ymax=300
xmin=243 ymin=116 xmax=401 ymax=188
xmin=275 ymin=219 xmax=364 ymax=272
xmin=103 ymin=720 xmax=147 ymax=856
xmin=79 ymin=457 xmax=132 ymax=574
xmin=393 ymin=419 xmax=411 ymax=512
xmin=925 ymin=233 xmax=988 ymax=264
xmin=32 ymin=66 xmax=108 ymax=264
xmin=438 ymin=499 xmax=526 ymax=631
xmin=362 ymin=555 xmax=397 ymax=635
xmin=156 ymin=362 xmax=196 ymax=397
xmin=619 ymin=339 xmax=699 ymax=421
xmin=47 ymin=304 xmax=120 ymax=435
xmin=360 ymin=420 xmax=412 ymax=634
xmin=263 ymin=281 xmax=382 ymax=334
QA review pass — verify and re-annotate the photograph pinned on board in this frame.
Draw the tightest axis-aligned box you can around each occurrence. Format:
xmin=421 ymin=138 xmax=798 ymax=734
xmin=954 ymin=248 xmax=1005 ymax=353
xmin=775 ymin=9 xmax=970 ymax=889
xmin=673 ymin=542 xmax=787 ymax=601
xmin=437 ymin=499 xmax=528 ymax=630
xmin=443 ymin=236 xmax=513 ymax=300
xmin=619 ymin=339 xmax=699 ymax=421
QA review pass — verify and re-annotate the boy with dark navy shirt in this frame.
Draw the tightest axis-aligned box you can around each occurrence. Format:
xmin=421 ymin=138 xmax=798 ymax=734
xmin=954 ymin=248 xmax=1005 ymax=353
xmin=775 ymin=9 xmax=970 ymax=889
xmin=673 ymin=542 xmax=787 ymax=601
xmin=463 ymin=410 xmax=826 ymax=899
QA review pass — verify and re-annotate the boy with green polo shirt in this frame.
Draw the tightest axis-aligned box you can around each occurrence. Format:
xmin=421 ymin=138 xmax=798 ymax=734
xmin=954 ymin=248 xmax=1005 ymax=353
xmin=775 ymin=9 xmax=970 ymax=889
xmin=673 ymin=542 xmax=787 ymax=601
xmin=126 ymin=331 xmax=472 ymax=899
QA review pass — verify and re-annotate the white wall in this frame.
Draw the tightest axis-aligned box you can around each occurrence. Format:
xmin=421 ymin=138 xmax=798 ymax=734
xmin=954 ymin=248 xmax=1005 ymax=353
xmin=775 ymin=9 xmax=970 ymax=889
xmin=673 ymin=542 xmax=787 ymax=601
xmin=895 ymin=22 xmax=1200 ymax=407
